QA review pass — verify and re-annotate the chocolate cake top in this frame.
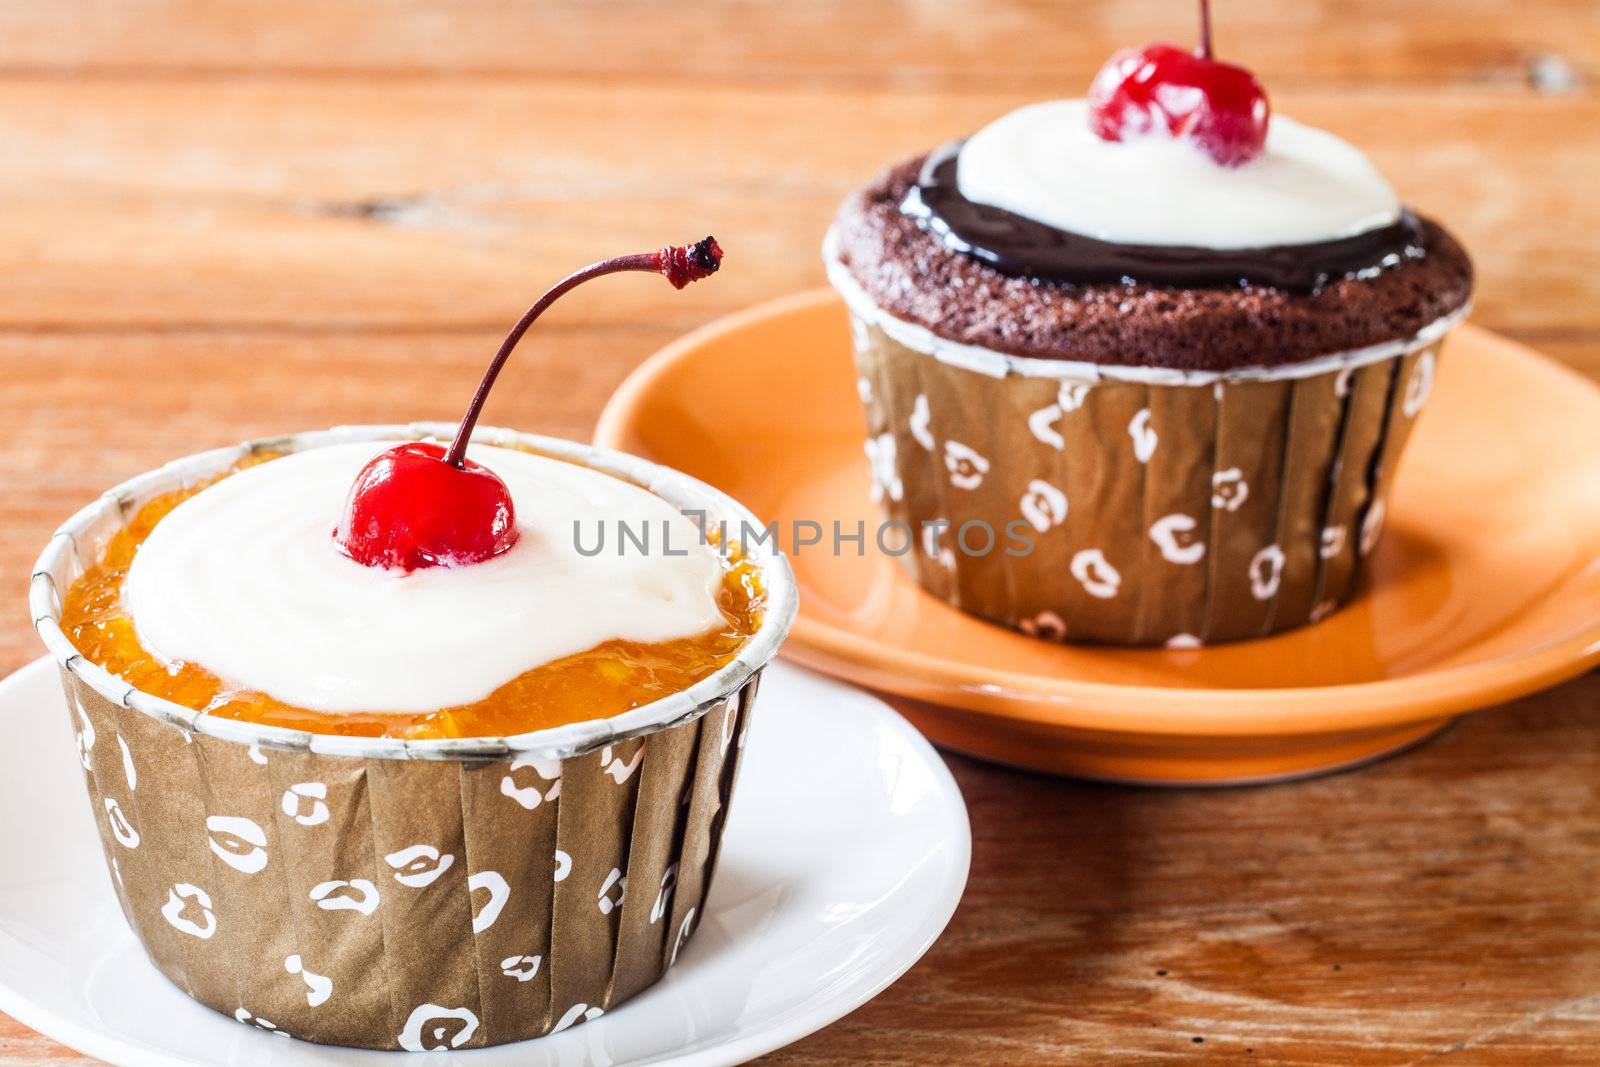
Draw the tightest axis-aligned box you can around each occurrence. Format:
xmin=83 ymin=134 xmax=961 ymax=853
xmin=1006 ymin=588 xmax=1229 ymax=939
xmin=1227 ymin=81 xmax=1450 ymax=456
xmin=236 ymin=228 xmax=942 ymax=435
xmin=830 ymin=156 xmax=1474 ymax=372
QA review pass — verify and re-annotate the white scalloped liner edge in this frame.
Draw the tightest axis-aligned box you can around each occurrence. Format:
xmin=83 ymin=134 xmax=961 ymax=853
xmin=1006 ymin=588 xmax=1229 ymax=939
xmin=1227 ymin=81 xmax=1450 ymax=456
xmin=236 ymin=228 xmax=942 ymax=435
xmin=822 ymin=227 xmax=1469 ymax=385
xmin=31 ymin=424 xmax=798 ymax=763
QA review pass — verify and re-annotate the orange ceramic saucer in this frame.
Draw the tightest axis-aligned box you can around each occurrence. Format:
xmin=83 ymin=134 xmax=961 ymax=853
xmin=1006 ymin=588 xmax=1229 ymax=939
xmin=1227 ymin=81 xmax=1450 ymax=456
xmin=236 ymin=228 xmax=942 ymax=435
xmin=596 ymin=291 xmax=1600 ymax=783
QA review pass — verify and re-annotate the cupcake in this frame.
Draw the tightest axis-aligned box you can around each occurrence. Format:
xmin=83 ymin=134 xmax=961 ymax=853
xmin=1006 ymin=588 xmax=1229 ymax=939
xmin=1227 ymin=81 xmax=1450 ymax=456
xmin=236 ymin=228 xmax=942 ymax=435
xmin=825 ymin=16 xmax=1472 ymax=647
xmin=30 ymin=243 xmax=798 ymax=1050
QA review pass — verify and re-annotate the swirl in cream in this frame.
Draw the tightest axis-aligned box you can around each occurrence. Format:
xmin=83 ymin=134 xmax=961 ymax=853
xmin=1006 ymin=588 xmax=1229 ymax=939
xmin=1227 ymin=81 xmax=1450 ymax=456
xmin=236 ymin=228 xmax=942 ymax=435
xmin=123 ymin=442 xmax=727 ymax=713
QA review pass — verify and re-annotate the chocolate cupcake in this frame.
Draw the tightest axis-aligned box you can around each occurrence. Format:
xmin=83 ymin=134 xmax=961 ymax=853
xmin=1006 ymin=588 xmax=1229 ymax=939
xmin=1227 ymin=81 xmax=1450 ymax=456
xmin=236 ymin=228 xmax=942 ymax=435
xmin=825 ymin=29 xmax=1472 ymax=647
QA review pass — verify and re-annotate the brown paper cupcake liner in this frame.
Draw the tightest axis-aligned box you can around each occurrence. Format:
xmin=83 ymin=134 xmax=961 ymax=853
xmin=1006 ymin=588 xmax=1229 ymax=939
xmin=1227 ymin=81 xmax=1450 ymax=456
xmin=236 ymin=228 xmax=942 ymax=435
xmin=31 ymin=424 xmax=796 ymax=1051
xmin=828 ymin=240 xmax=1463 ymax=647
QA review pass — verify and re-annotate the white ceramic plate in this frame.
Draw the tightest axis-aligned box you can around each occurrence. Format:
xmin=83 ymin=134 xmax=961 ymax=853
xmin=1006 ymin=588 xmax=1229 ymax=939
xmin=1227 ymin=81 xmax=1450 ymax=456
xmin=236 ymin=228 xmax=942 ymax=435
xmin=0 ymin=657 xmax=969 ymax=1066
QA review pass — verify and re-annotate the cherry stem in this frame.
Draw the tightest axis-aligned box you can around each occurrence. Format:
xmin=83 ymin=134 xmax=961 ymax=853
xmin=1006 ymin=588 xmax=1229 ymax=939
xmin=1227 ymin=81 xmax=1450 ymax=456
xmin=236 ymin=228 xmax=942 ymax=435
xmin=1196 ymin=0 xmax=1213 ymax=59
xmin=443 ymin=237 xmax=722 ymax=468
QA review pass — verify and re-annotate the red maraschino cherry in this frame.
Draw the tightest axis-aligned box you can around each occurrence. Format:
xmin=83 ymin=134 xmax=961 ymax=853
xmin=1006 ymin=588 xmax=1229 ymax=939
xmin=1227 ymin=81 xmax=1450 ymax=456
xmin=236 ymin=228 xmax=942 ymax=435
xmin=333 ymin=237 xmax=724 ymax=572
xmin=1086 ymin=0 xmax=1270 ymax=167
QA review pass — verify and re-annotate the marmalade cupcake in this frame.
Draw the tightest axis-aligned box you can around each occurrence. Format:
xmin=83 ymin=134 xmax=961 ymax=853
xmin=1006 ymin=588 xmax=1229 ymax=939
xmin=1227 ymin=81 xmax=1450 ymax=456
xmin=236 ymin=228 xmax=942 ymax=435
xmin=825 ymin=6 xmax=1472 ymax=647
xmin=30 ymin=240 xmax=798 ymax=1051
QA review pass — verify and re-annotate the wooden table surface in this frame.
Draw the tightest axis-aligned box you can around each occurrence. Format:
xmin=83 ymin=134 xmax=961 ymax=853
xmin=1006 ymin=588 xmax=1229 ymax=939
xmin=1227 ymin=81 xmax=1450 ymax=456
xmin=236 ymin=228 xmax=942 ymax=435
xmin=1 ymin=2 xmax=1597 ymax=1063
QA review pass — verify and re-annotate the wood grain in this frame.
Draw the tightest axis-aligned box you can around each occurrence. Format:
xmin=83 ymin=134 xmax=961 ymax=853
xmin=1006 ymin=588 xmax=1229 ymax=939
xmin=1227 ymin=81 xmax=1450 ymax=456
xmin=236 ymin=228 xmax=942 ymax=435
xmin=0 ymin=1 xmax=1595 ymax=1063
xmin=0 ymin=84 xmax=1592 ymax=340
xmin=0 ymin=0 xmax=1592 ymax=93
xmin=769 ymin=675 xmax=1600 ymax=1065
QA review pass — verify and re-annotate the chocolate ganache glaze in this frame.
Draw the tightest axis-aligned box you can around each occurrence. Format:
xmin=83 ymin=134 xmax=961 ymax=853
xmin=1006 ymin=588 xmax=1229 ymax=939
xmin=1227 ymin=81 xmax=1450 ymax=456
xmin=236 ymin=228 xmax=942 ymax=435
xmin=903 ymin=140 xmax=1427 ymax=294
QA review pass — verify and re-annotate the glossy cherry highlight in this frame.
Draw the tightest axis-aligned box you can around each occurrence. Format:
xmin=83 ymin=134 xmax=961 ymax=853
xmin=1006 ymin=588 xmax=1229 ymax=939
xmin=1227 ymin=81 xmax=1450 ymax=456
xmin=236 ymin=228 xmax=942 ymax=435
xmin=334 ymin=237 xmax=724 ymax=572
xmin=334 ymin=442 xmax=518 ymax=571
xmin=1086 ymin=0 xmax=1269 ymax=167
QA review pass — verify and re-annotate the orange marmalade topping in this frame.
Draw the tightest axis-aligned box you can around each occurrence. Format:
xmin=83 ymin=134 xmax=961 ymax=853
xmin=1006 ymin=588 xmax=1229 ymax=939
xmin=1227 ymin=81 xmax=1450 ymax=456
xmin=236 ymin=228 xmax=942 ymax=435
xmin=59 ymin=456 xmax=764 ymax=740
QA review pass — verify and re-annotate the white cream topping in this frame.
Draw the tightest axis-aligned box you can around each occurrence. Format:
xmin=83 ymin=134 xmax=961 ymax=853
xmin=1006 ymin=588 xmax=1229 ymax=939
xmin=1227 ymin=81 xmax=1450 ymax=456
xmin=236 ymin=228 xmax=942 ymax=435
xmin=123 ymin=441 xmax=729 ymax=714
xmin=955 ymin=99 xmax=1401 ymax=249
